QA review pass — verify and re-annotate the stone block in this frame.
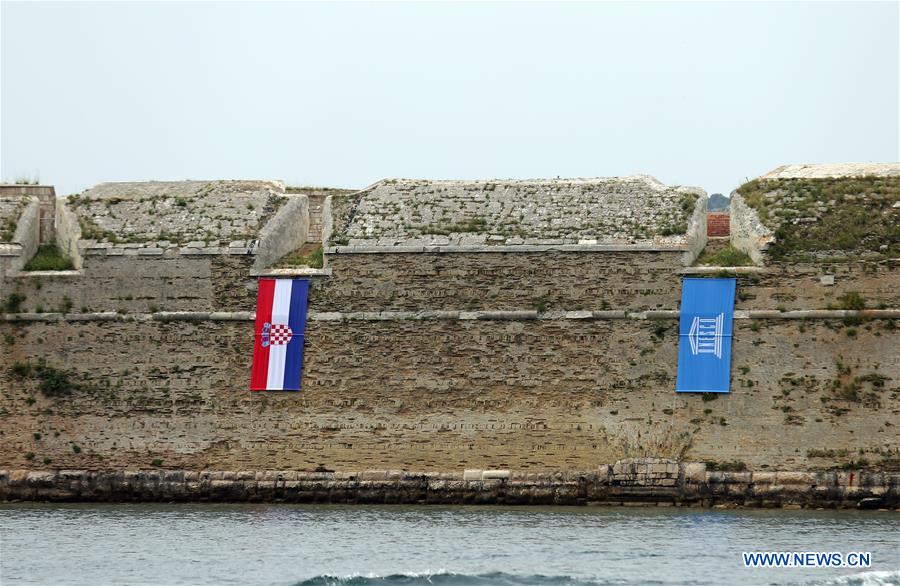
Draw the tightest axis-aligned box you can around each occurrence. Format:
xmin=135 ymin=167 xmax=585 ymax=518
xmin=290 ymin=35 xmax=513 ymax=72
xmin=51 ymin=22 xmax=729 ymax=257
xmin=751 ymin=472 xmax=776 ymax=485
xmin=776 ymin=472 xmax=815 ymax=486
xmin=565 ymin=311 xmax=593 ymax=320
xmin=463 ymin=469 xmax=484 ymax=481
xmin=683 ymin=462 xmax=706 ymax=483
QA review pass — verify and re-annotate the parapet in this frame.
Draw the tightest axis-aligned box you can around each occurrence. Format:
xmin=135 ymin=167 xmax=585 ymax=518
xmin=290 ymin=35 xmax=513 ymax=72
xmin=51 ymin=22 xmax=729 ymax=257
xmin=760 ymin=162 xmax=900 ymax=180
xmin=67 ymin=180 xmax=285 ymax=248
xmin=731 ymin=164 xmax=900 ymax=264
xmin=329 ymin=175 xmax=705 ymax=249
xmin=0 ymin=192 xmax=34 ymax=243
xmin=61 ymin=180 xmax=310 ymax=272
xmin=0 ymin=185 xmax=51 ymax=273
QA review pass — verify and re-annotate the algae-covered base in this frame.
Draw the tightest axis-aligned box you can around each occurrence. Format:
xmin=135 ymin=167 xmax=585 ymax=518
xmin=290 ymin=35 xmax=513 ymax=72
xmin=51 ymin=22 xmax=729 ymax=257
xmin=2 ymin=462 xmax=897 ymax=509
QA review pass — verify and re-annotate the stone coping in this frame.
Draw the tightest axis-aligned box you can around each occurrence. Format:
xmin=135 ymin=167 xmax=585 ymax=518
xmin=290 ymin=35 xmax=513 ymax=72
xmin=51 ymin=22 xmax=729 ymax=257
xmin=760 ymin=162 xmax=900 ymax=180
xmin=3 ymin=309 xmax=898 ymax=323
xmin=0 ymin=243 xmax=23 ymax=256
xmin=3 ymin=267 xmax=329 ymax=279
xmin=5 ymin=462 xmax=893 ymax=485
xmin=255 ymin=268 xmax=332 ymax=278
xmin=82 ymin=244 xmax=257 ymax=257
xmin=6 ymin=269 xmax=83 ymax=278
xmin=325 ymin=244 xmax=689 ymax=254
xmin=680 ymin=266 xmax=769 ymax=274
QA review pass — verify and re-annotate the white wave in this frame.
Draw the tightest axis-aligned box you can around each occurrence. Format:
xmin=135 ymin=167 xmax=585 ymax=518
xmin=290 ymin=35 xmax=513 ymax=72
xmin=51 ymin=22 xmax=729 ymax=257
xmin=812 ymin=571 xmax=900 ymax=586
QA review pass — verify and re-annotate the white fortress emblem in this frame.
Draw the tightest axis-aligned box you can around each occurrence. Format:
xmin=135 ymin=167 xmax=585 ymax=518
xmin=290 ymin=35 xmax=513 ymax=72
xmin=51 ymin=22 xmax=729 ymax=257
xmin=688 ymin=313 xmax=724 ymax=359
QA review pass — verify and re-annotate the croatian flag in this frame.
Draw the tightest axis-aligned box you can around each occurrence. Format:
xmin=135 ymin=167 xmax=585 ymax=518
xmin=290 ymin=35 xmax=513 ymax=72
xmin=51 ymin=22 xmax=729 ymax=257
xmin=250 ymin=278 xmax=309 ymax=391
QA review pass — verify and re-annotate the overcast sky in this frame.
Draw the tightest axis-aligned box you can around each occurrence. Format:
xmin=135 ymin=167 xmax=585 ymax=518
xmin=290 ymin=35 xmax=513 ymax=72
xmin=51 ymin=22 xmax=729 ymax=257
xmin=2 ymin=1 xmax=898 ymax=196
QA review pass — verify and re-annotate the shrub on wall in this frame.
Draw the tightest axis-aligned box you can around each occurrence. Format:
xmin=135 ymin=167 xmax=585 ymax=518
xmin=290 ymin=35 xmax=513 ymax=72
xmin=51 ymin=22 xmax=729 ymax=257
xmin=3 ymin=292 xmax=26 ymax=313
xmin=8 ymin=361 xmax=87 ymax=397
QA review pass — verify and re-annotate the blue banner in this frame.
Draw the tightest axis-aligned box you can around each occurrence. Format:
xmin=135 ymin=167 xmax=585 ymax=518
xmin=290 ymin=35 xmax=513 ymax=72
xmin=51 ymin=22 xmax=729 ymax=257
xmin=676 ymin=278 xmax=736 ymax=393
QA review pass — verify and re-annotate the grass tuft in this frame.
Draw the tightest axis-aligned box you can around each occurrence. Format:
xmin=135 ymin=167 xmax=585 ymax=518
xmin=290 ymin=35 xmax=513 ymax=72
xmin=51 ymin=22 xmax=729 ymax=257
xmin=694 ymin=244 xmax=753 ymax=266
xmin=24 ymin=244 xmax=75 ymax=271
xmin=274 ymin=243 xmax=324 ymax=269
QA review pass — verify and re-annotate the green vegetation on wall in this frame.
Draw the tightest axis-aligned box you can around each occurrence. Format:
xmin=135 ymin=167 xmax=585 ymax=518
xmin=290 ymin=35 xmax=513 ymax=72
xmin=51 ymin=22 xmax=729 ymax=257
xmin=736 ymin=176 xmax=900 ymax=262
xmin=694 ymin=244 xmax=754 ymax=267
xmin=23 ymin=244 xmax=75 ymax=271
xmin=9 ymin=361 xmax=91 ymax=397
xmin=274 ymin=243 xmax=324 ymax=269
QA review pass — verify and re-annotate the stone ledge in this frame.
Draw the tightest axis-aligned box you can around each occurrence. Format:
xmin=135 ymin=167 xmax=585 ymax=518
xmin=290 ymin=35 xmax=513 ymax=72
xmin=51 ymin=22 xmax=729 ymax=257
xmin=0 ymin=311 xmax=254 ymax=322
xmin=80 ymin=245 xmax=259 ymax=257
xmin=2 ymin=309 xmax=898 ymax=323
xmin=0 ymin=243 xmax=24 ymax=256
xmin=1 ymin=463 xmax=896 ymax=508
xmin=325 ymin=244 xmax=689 ymax=254
xmin=5 ymin=269 xmax=84 ymax=278
xmin=254 ymin=268 xmax=332 ymax=278
xmin=680 ymin=266 xmax=769 ymax=274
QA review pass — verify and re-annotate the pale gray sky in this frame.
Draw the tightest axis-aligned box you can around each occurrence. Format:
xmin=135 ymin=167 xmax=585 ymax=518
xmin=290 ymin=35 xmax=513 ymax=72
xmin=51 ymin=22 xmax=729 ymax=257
xmin=2 ymin=1 xmax=898 ymax=196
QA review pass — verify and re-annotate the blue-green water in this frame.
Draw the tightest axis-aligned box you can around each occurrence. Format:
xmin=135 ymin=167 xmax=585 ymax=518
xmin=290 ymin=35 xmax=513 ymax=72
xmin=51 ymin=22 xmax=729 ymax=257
xmin=0 ymin=504 xmax=897 ymax=586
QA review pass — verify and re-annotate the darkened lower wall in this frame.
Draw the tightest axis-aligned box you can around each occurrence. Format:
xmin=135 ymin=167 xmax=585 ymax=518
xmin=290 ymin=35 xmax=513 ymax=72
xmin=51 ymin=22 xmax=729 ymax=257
xmin=1 ymin=462 xmax=896 ymax=509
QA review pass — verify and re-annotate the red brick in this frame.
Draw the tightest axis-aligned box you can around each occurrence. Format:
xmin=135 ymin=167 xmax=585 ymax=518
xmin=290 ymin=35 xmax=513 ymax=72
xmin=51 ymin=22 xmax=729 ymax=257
xmin=707 ymin=213 xmax=730 ymax=237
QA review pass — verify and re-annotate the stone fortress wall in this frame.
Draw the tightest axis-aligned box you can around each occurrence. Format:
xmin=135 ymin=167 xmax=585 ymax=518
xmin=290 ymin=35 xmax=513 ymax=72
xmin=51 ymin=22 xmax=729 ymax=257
xmin=1 ymin=165 xmax=899 ymax=506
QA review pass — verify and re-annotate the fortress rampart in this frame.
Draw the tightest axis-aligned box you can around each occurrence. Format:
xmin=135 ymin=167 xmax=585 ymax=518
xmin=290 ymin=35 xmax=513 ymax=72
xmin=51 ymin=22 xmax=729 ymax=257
xmin=1 ymin=165 xmax=899 ymax=507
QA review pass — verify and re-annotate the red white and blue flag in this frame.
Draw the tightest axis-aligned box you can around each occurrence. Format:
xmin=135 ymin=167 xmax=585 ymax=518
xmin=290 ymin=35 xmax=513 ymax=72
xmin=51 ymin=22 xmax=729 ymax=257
xmin=250 ymin=278 xmax=309 ymax=391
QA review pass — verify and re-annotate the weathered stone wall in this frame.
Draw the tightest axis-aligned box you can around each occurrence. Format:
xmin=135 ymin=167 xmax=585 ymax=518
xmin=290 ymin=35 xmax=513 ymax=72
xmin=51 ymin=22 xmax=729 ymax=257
xmin=315 ymin=253 xmax=900 ymax=313
xmin=0 ymin=196 xmax=40 ymax=276
xmin=11 ymin=247 xmax=893 ymax=317
xmin=10 ymin=199 xmax=40 ymax=273
xmin=55 ymin=200 xmax=83 ymax=270
xmin=2 ymin=171 xmax=899 ymax=506
xmin=729 ymin=192 xmax=773 ymax=263
xmin=2 ymin=315 xmax=897 ymax=475
xmin=67 ymin=180 xmax=288 ymax=246
xmin=1 ymin=254 xmax=256 ymax=313
xmin=251 ymin=195 xmax=309 ymax=273
xmin=331 ymin=176 xmax=703 ymax=247
xmin=316 ymin=251 xmax=688 ymax=311
xmin=729 ymin=260 xmax=900 ymax=311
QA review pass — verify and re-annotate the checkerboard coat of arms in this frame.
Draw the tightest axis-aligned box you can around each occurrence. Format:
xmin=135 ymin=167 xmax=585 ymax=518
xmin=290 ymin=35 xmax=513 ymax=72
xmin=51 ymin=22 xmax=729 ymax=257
xmin=260 ymin=322 xmax=293 ymax=347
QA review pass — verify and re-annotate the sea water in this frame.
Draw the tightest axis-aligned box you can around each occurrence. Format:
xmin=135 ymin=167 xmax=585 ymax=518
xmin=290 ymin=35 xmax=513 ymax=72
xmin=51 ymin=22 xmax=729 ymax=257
xmin=0 ymin=504 xmax=897 ymax=586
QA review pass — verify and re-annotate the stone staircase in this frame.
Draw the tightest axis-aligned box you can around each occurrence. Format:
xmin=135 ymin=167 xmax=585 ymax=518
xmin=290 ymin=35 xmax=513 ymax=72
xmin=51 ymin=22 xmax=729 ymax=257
xmin=307 ymin=193 xmax=326 ymax=243
xmin=703 ymin=236 xmax=731 ymax=255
